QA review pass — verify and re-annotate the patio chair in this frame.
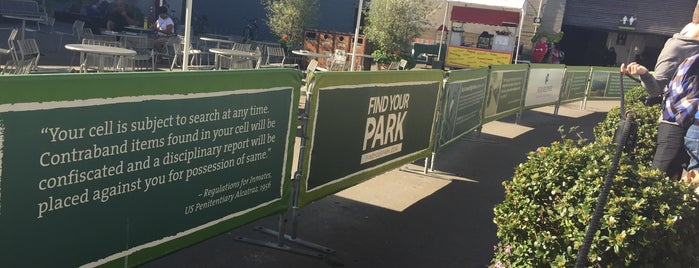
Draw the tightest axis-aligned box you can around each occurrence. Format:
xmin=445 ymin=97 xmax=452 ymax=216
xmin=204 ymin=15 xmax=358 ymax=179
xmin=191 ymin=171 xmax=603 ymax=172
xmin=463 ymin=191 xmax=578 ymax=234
xmin=152 ymin=36 xmax=176 ymax=71
xmin=82 ymin=28 xmax=95 ymax=40
xmin=388 ymin=61 xmax=401 ymax=70
xmin=398 ymin=59 xmax=408 ymax=70
xmin=1 ymin=28 xmax=18 ymax=74
xmin=259 ymin=46 xmax=298 ymax=69
xmin=170 ymin=35 xmax=211 ymax=70
xmin=220 ymin=42 xmax=255 ymax=69
xmin=302 ymin=59 xmax=319 ymax=84
xmin=56 ymin=20 xmax=85 ymax=50
xmin=14 ymin=38 xmax=40 ymax=73
xmin=80 ymin=38 xmax=124 ymax=72
xmin=24 ymin=5 xmax=52 ymax=34
xmin=122 ymin=35 xmax=153 ymax=71
xmin=233 ymin=42 xmax=252 ymax=51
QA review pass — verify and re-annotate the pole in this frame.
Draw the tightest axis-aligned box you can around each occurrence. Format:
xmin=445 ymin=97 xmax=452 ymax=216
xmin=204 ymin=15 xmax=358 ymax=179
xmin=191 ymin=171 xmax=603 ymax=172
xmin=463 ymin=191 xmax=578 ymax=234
xmin=437 ymin=1 xmax=449 ymax=60
xmin=514 ymin=4 xmax=525 ymax=63
xmin=535 ymin=0 xmax=543 ymax=32
xmin=350 ymin=0 xmax=364 ymax=71
xmin=182 ymin=0 xmax=192 ymax=71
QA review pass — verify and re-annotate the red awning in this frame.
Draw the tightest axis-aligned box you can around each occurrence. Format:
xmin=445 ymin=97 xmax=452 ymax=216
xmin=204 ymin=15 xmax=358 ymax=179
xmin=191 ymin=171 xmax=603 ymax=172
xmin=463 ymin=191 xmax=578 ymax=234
xmin=450 ymin=6 xmax=520 ymax=26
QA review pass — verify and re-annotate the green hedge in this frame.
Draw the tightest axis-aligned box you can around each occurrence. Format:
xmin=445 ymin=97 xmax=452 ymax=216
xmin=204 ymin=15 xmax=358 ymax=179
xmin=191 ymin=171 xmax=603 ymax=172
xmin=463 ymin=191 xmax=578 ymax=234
xmin=492 ymin=88 xmax=699 ymax=266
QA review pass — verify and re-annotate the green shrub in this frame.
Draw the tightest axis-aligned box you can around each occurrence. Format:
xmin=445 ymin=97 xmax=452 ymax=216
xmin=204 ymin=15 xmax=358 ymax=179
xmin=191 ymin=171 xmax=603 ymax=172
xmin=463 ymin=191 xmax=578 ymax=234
xmin=593 ymin=85 xmax=660 ymax=167
xmin=492 ymin=133 xmax=699 ymax=267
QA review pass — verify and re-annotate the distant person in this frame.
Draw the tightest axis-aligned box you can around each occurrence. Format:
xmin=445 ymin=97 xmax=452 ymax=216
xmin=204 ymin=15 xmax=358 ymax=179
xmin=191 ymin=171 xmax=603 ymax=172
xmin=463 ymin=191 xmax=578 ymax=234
xmin=621 ymin=19 xmax=699 ymax=180
xmin=606 ymin=47 xmax=617 ymax=66
xmin=550 ymin=43 xmax=564 ymax=64
xmin=531 ymin=36 xmax=548 ymax=63
xmin=152 ymin=6 xmax=174 ymax=52
xmin=106 ymin=0 xmax=137 ymax=32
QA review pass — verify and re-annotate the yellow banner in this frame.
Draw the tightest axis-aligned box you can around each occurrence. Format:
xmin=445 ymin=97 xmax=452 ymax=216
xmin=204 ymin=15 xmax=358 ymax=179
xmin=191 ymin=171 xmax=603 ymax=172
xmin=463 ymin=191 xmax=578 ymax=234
xmin=445 ymin=46 xmax=512 ymax=68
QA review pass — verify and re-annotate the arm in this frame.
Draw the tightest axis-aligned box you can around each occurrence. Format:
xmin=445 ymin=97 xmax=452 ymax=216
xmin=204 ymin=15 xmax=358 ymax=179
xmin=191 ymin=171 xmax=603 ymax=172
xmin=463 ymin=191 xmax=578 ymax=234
xmin=620 ymin=62 xmax=664 ymax=96
xmin=155 ymin=22 xmax=174 ymax=35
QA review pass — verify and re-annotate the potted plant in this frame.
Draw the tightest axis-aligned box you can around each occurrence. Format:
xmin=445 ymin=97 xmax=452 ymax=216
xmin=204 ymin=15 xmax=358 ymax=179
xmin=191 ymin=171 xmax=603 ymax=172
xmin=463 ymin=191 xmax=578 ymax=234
xmin=263 ymin=0 xmax=317 ymax=51
xmin=364 ymin=0 xmax=429 ymax=70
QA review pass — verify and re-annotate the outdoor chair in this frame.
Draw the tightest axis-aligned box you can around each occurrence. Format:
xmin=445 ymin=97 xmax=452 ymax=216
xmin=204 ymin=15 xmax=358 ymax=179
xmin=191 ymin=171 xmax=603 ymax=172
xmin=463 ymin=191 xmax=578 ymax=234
xmin=55 ymin=20 xmax=85 ymax=50
xmin=14 ymin=38 xmax=40 ymax=74
xmin=80 ymin=38 xmax=124 ymax=72
xmin=24 ymin=5 xmax=52 ymax=34
xmin=122 ymin=35 xmax=153 ymax=71
xmin=388 ymin=61 xmax=401 ymax=70
xmin=233 ymin=42 xmax=252 ymax=51
xmin=218 ymin=42 xmax=255 ymax=69
xmin=0 ymin=28 xmax=18 ymax=74
xmin=13 ymin=37 xmax=67 ymax=74
xmin=82 ymin=28 xmax=95 ymax=40
xmin=170 ymin=35 xmax=211 ymax=70
xmin=302 ymin=59 xmax=319 ymax=85
xmin=398 ymin=59 xmax=408 ymax=70
xmin=152 ymin=36 xmax=176 ymax=71
xmin=259 ymin=46 xmax=298 ymax=69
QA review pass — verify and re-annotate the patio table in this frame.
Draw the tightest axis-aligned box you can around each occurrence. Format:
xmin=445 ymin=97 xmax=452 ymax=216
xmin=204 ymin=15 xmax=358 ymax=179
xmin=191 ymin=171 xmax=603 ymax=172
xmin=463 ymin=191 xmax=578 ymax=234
xmin=124 ymin=25 xmax=154 ymax=34
xmin=3 ymin=14 xmax=43 ymax=39
xmin=209 ymin=48 xmax=260 ymax=70
xmin=64 ymin=44 xmax=136 ymax=73
xmin=200 ymin=36 xmax=237 ymax=49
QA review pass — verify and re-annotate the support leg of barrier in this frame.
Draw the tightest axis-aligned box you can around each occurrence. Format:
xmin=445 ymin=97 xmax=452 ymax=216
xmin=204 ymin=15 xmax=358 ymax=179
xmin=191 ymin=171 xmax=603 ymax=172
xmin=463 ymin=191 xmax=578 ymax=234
xmin=423 ymin=157 xmax=428 ymax=174
xmin=252 ymin=225 xmax=336 ymax=255
xmin=234 ymin=83 xmax=335 ymax=259
xmin=234 ymin=235 xmax=327 ymax=259
xmin=399 ymin=163 xmax=476 ymax=183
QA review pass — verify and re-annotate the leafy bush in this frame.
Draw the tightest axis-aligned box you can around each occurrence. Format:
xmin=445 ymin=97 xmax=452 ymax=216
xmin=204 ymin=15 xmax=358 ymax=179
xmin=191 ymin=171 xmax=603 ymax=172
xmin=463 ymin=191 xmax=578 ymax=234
xmin=593 ymin=85 xmax=661 ymax=166
xmin=492 ymin=132 xmax=699 ymax=267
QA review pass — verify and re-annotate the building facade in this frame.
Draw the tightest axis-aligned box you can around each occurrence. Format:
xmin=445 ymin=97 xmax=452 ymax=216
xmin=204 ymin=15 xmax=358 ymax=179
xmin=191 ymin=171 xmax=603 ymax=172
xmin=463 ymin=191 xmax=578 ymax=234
xmin=423 ymin=0 xmax=694 ymax=67
xmin=560 ymin=0 xmax=693 ymax=67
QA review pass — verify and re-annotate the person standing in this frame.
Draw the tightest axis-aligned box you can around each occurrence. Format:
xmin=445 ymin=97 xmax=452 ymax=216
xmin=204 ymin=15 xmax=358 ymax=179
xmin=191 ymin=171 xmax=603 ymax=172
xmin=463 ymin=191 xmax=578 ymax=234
xmin=621 ymin=17 xmax=699 ymax=180
xmin=152 ymin=6 xmax=174 ymax=52
xmin=106 ymin=0 xmax=138 ymax=32
xmin=531 ymin=36 xmax=548 ymax=63
xmin=550 ymin=43 xmax=564 ymax=64
xmin=606 ymin=47 xmax=617 ymax=66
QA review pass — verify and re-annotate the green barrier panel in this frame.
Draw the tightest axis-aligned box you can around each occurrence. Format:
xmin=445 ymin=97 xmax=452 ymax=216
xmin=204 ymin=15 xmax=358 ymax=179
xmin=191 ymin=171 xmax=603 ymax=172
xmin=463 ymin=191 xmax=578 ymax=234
xmin=523 ymin=64 xmax=566 ymax=109
xmin=300 ymin=70 xmax=443 ymax=205
xmin=436 ymin=68 xmax=488 ymax=152
xmin=0 ymin=69 xmax=301 ymax=267
xmin=560 ymin=66 xmax=592 ymax=104
xmin=588 ymin=66 xmax=641 ymax=99
xmin=483 ymin=64 xmax=529 ymax=124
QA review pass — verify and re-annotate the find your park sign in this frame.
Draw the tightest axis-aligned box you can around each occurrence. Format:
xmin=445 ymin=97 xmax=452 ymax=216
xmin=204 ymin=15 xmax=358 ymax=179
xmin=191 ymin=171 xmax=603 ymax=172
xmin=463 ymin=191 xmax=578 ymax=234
xmin=302 ymin=71 xmax=442 ymax=204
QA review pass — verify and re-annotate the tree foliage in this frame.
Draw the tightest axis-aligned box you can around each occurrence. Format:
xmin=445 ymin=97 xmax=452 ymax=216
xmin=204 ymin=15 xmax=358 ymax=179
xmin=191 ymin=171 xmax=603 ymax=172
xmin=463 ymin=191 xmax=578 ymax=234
xmin=262 ymin=0 xmax=318 ymax=45
xmin=364 ymin=0 xmax=430 ymax=54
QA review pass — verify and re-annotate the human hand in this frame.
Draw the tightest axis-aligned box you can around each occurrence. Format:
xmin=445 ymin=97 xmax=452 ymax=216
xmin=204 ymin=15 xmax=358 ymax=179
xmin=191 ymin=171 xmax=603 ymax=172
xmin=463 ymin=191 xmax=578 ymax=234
xmin=620 ymin=62 xmax=648 ymax=75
